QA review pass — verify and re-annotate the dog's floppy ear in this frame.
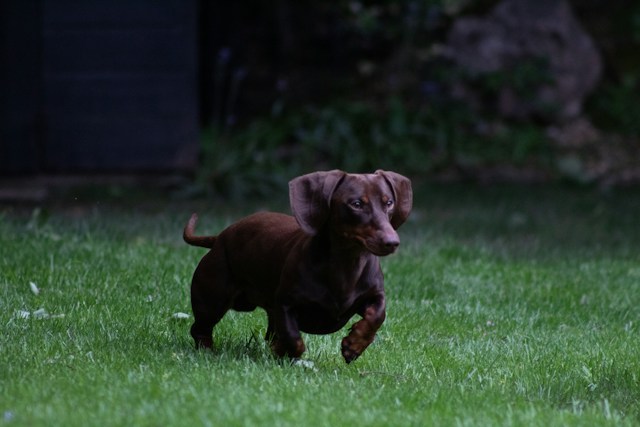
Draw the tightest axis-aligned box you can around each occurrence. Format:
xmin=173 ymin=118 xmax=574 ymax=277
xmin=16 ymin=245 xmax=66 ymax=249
xmin=375 ymin=170 xmax=413 ymax=229
xmin=289 ymin=170 xmax=346 ymax=235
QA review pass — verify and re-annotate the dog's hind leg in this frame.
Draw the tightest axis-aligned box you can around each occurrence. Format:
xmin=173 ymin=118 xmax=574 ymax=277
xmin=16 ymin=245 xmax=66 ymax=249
xmin=189 ymin=252 xmax=233 ymax=350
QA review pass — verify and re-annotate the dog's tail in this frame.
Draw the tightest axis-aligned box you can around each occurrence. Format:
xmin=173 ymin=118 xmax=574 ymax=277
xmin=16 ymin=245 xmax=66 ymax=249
xmin=183 ymin=213 xmax=217 ymax=248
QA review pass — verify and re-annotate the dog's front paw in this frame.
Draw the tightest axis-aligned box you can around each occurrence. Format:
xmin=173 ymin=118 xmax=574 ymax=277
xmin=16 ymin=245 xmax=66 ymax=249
xmin=341 ymin=319 xmax=377 ymax=363
xmin=341 ymin=337 xmax=361 ymax=363
xmin=341 ymin=335 xmax=371 ymax=363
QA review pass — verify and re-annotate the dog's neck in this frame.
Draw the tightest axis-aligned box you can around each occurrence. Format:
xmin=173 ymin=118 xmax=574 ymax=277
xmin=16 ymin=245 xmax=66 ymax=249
xmin=317 ymin=232 xmax=377 ymax=287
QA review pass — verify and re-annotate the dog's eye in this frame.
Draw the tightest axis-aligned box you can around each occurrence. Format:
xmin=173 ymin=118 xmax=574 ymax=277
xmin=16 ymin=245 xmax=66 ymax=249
xmin=350 ymin=200 xmax=364 ymax=209
xmin=385 ymin=200 xmax=394 ymax=208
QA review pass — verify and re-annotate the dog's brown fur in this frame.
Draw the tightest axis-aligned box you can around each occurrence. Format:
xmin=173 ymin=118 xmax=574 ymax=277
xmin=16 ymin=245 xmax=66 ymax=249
xmin=184 ymin=170 xmax=412 ymax=363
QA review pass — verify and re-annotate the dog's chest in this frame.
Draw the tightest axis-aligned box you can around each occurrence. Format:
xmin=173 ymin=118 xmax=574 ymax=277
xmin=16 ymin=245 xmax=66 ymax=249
xmin=299 ymin=266 xmax=378 ymax=317
xmin=294 ymin=292 xmax=362 ymax=335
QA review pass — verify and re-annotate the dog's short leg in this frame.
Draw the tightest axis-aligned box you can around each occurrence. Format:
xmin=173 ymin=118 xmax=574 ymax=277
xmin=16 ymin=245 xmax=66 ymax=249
xmin=189 ymin=253 xmax=232 ymax=350
xmin=190 ymin=298 xmax=229 ymax=350
xmin=341 ymin=295 xmax=386 ymax=363
xmin=191 ymin=287 xmax=232 ymax=349
xmin=270 ymin=306 xmax=306 ymax=358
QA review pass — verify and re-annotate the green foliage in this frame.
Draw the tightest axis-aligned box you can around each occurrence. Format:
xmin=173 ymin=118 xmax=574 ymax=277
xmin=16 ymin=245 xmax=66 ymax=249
xmin=198 ymin=0 xmax=640 ymax=195
xmin=587 ymin=76 xmax=640 ymax=137
xmin=198 ymin=96 xmax=553 ymax=198
xmin=454 ymin=56 xmax=559 ymax=126
xmin=2 ymin=185 xmax=640 ymax=426
xmin=198 ymin=100 xmax=438 ymax=197
xmin=470 ymin=57 xmax=554 ymax=102
xmin=196 ymin=0 xmax=640 ymax=195
xmin=457 ymin=123 xmax=551 ymax=167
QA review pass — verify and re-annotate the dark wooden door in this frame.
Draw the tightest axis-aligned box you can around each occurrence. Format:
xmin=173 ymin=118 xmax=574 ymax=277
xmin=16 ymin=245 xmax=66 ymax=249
xmin=1 ymin=0 xmax=199 ymax=173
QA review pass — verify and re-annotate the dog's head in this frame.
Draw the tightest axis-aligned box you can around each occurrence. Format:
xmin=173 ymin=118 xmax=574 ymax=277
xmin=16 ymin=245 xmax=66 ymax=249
xmin=289 ymin=170 xmax=413 ymax=255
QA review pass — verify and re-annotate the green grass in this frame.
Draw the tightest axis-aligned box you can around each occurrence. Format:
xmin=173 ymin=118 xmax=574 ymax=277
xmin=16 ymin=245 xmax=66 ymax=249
xmin=1 ymin=184 xmax=640 ymax=426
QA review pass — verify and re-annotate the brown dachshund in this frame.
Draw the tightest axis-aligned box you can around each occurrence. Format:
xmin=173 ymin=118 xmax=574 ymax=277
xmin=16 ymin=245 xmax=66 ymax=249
xmin=183 ymin=170 xmax=412 ymax=363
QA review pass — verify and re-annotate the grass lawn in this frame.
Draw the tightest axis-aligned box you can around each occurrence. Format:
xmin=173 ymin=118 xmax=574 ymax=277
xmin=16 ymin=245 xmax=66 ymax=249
xmin=1 ymin=183 xmax=639 ymax=426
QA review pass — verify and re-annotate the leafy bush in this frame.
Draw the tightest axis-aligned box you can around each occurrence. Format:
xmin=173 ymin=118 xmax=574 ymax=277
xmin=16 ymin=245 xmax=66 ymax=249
xmin=587 ymin=76 xmax=640 ymax=137
xmin=198 ymin=101 xmax=437 ymax=198
xmin=197 ymin=96 xmax=554 ymax=198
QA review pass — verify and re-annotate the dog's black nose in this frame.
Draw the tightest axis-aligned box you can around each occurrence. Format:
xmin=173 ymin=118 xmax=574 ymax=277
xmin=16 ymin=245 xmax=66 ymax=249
xmin=383 ymin=233 xmax=400 ymax=251
xmin=384 ymin=238 xmax=400 ymax=249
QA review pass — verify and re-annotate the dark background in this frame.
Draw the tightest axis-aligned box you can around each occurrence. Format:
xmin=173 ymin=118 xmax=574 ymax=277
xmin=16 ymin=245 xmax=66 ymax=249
xmin=1 ymin=0 xmax=639 ymax=194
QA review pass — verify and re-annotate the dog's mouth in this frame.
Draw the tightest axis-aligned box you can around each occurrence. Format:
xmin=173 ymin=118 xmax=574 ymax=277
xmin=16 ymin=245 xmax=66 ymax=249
xmin=342 ymin=230 xmax=400 ymax=256
xmin=367 ymin=244 xmax=398 ymax=257
xmin=355 ymin=236 xmax=399 ymax=256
